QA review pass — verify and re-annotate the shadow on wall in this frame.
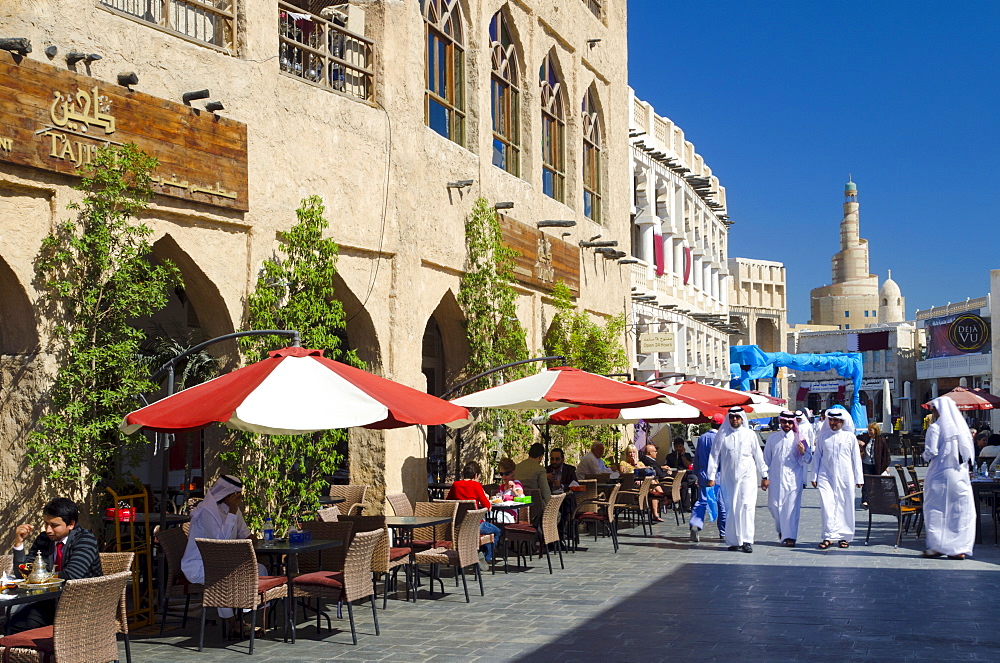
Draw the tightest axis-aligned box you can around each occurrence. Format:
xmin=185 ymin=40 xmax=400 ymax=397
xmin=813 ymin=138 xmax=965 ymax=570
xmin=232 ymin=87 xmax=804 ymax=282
xmin=511 ymin=554 xmax=1000 ymax=661
xmin=401 ymin=454 xmax=428 ymax=505
xmin=0 ymin=354 xmax=50 ymax=532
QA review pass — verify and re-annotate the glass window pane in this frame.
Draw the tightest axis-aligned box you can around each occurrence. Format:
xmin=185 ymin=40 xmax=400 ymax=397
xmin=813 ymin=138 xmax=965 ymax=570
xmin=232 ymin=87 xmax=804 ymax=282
xmin=429 ymin=98 xmax=450 ymax=138
xmin=542 ymin=168 xmax=554 ymax=198
xmin=493 ymin=138 xmax=505 ymax=169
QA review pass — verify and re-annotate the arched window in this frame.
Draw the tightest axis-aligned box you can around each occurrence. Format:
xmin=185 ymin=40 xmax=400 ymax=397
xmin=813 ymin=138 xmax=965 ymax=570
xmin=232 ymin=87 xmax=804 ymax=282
xmin=490 ymin=11 xmax=520 ymax=175
xmin=423 ymin=0 xmax=465 ymax=144
xmin=539 ymin=52 xmax=565 ymax=201
xmin=582 ymin=87 xmax=602 ymax=221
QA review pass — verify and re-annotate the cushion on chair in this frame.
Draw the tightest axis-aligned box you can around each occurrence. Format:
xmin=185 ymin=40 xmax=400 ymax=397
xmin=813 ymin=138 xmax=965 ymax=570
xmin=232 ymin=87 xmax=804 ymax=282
xmin=292 ymin=571 xmax=344 ymax=589
xmin=257 ymin=576 xmax=287 ymax=593
xmin=0 ymin=625 xmax=55 ymax=654
xmin=577 ymin=512 xmax=609 ymax=522
xmin=411 ymin=540 xmax=452 ymax=549
xmin=389 ymin=547 xmax=411 ymax=560
xmin=504 ymin=523 xmax=537 ymax=533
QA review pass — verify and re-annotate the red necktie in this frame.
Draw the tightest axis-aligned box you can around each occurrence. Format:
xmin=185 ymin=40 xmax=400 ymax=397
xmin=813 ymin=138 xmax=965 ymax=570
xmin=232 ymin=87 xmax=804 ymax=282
xmin=55 ymin=542 xmax=64 ymax=572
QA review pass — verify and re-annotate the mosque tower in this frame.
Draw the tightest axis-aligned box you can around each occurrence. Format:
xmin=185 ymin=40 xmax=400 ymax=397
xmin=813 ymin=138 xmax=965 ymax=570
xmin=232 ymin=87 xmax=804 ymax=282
xmin=808 ymin=179 xmax=881 ymax=328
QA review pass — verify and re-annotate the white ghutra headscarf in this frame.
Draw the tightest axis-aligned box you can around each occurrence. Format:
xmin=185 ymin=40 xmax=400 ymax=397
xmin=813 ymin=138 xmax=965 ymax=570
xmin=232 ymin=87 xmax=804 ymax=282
xmin=930 ymin=396 xmax=975 ymax=464
xmin=817 ymin=406 xmax=855 ymax=439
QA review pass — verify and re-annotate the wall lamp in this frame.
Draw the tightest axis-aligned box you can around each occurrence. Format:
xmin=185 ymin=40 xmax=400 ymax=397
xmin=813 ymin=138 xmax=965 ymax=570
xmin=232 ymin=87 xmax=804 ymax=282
xmin=182 ymin=89 xmax=210 ymax=105
xmin=447 ymin=179 xmax=474 ymax=189
xmin=586 ymin=38 xmax=602 ymax=47
xmin=537 ymin=220 xmax=576 ymax=227
xmin=0 ymin=38 xmax=32 ymax=56
xmin=494 ymin=202 xmax=514 ymax=210
xmin=205 ymin=101 xmax=224 ymax=112
xmin=579 ymin=239 xmax=618 ymax=248
xmin=117 ymin=72 xmax=139 ymax=87
xmin=67 ymin=52 xmax=101 ymax=65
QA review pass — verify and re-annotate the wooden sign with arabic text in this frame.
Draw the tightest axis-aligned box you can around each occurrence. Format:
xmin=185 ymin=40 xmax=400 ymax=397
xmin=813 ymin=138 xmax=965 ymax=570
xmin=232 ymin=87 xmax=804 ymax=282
xmin=0 ymin=56 xmax=248 ymax=211
xmin=497 ymin=214 xmax=580 ymax=296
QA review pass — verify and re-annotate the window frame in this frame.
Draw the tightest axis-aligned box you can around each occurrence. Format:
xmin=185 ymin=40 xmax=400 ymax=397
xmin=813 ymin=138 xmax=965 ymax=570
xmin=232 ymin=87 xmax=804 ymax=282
xmin=582 ymin=88 xmax=602 ymax=222
xmin=423 ymin=0 xmax=466 ymax=145
xmin=490 ymin=11 xmax=520 ymax=176
xmin=540 ymin=53 xmax=566 ymax=202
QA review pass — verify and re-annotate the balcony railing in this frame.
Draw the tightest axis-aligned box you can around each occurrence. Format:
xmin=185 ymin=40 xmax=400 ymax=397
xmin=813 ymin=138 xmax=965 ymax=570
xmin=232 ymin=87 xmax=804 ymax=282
xmin=278 ymin=2 xmax=374 ymax=102
xmin=100 ymin=0 xmax=234 ymax=50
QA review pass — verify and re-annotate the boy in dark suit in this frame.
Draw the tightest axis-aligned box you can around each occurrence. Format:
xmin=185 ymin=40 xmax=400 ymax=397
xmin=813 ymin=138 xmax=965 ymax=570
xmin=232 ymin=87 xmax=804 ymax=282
xmin=9 ymin=497 xmax=102 ymax=632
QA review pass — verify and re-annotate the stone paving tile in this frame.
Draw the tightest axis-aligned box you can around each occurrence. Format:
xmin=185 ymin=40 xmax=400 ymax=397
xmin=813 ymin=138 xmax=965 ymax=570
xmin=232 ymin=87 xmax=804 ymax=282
xmin=125 ymin=464 xmax=1000 ymax=662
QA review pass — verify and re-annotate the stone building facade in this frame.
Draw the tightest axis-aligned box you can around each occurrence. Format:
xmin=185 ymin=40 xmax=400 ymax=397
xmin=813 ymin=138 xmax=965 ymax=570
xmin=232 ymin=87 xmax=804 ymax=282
xmin=0 ymin=0 xmax=631 ymax=525
xmin=626 ymin=89 xmax=731 ymax=386
xmin=727 ymin=257 xmax=787 ymax=396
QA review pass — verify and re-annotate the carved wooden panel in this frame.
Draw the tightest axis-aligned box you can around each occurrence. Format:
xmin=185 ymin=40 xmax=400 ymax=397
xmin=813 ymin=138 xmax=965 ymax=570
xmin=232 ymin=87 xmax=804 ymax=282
xmin=497 ymin=214 xmax=580 ymax=295
xmin=0 ymin=56 xmax=249 ymax=211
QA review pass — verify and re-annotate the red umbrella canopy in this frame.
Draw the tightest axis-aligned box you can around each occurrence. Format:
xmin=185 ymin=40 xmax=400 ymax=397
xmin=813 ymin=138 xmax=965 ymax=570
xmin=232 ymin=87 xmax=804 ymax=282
xmin=661 ymin=381 xmax=760 ymax=408
xmin=921 ymin=386 xmax=1000 ymax=411
xmin=121 ymin=347 xmax=471 ymax=435
xmin=451 ymin=366 xmax=666 ymax=410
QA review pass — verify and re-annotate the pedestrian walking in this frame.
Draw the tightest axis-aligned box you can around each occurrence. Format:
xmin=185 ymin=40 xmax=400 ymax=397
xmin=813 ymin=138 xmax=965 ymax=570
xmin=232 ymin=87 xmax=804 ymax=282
xmin=763 ymin=410 xmax=812 ymax=546
xmin=689 ymin=413 xmax=727 ymax=542
xmin=922 ymin=396 xmax=975 ymax=560
xmin=813 ymin=407 xmax=863 ymax=549
xmin=706 ymin=407 xmax=768 ymax=553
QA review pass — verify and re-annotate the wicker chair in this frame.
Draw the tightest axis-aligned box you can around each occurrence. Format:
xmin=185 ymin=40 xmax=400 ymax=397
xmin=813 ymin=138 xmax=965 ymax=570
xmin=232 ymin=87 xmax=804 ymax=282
xmin=328 ymin=485 xmax=368 ymax=516
xmin=502 ymin=493 xmax=567 ymax=574
xmin=619 ymin=477 xmax=655 ymax=536
xmin=0 ymin=555 xmax=11 ymax=575
xmin=863 ymin=475 xmax=923 ymax=547
xmin=99 ymin=552 xmax=134 ymax=663
xmin=0 ymin=571 xmax=130 ymax=663
xmin=573 ymin=484 xmax=620 ymax=552
xmin=316 ymin=507 xmax=340 ymax=522
xmin=155 ymin=526 xmax=203 ymax=635
xmin=291 ymin=529 xmax=382 ymax=645
xmin=339 ymin=515 xmax=413 ymax=607
xmin=195 ymin=539 xmax=289 ymax=654
xmin=575 ymin=479 xmax=598 ymax=515
xmin=299 ymin=521 xmax=354 ymax=576
xmin=412 ymin=508 xmax=487 ymax=603
xmin=411 ymin=501 xmax=458 ymax=550
xmin=668 ymin=469 xmax=690 ymax=525
xmin=386 ymin=493 xmax=413 ymax=517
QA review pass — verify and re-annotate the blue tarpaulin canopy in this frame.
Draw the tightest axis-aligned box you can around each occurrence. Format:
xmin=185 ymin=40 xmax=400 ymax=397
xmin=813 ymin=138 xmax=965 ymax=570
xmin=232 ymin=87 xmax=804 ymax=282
xmin=729 ymin=345 xmax=867 ymax=429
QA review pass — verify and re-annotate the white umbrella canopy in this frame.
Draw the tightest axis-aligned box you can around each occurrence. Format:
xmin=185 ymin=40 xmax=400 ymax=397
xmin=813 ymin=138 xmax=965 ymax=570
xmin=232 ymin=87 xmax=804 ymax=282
xmin=544 ymin=399 xmax=704 ymax=426
xmin=451 ymin=366 xmax=666 ymax=411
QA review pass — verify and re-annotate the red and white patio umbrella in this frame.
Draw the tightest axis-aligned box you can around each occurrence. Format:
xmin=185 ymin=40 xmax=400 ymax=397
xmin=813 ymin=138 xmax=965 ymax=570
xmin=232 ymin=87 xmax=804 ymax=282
xmin=121 ymin=347 xmax=472 ymax=435
xmin=544 ymin=399 xmax=706 ymax=426
xmin=921 ymin=386 xmax=1000 ymax=412
xmin=450 ymin=366 xmax=667 ymax=411
xmin=660 ymin=381 xmax=770 ymax=409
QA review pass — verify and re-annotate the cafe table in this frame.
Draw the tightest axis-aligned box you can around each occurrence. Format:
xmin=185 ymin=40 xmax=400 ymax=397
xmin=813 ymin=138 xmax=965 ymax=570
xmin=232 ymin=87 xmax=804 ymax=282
xmin=318 ymin=496 xmax=346 ymax=506
xmin=253 ymin=538 xmax=342 ymax=643
xmin=384 ymin=516 xmax=452 ymax=548
xmin=0 ymin=583 xmax=64 ymax=635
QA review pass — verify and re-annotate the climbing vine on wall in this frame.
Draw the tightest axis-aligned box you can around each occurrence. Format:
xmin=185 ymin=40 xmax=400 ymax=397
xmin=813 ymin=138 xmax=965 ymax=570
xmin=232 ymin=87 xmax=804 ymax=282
xmin=544 ymin=280 xmax=629 ymax=462
xmin=31 ymin=144 xmax=182 ymax=503
xmin=457 ymin=198 xmax=536 ymax=470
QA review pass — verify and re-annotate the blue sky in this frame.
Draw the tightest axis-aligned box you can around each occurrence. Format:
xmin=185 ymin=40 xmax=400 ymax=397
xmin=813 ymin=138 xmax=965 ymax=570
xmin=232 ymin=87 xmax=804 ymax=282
xmin=626 ymin=1 xmax=1000 ymax=324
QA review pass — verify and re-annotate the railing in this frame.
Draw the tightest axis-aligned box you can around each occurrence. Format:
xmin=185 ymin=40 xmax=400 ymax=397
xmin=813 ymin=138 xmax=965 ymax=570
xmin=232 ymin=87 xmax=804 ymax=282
xmin=278 ymin=1 xmax=375 ymax=102
xmin=100 ymin=0 xmax=234 ymax=50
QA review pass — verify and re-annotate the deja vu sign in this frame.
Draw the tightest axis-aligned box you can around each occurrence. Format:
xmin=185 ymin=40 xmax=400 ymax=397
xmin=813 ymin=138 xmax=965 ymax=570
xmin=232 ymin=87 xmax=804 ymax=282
xmin=0 ymin=56 xmax=248 ymax=211
xmin=926 ymin=310 xmax=991 ymax=358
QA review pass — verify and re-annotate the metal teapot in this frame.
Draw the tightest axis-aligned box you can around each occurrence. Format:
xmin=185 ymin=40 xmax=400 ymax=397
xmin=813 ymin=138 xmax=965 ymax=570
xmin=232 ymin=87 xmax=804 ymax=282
xmin=26 ymin=552 xmax=53 ymax=584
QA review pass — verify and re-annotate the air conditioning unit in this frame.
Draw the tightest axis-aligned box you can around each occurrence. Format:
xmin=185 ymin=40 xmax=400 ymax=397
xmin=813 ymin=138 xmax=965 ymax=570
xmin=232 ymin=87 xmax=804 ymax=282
xmin=320 ymin=3 xmax=365 ymax=34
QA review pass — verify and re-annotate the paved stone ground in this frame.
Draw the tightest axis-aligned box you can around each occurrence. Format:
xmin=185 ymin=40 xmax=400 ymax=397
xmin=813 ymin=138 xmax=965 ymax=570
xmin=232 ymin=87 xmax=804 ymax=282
xmin=127 ymin=465 xmax=1000 ymax=662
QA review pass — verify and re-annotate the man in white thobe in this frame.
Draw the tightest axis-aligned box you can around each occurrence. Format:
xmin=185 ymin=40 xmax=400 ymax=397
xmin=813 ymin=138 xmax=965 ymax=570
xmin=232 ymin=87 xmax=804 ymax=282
xmin=812 ymin=407 xmax=864 ymax=548
xmin=798 ymin=410 xmax=817 ymax=487
xmin=763 ymin=410 xmax=812 ymax=546
xmin=706 ymin=407 xmax=768 ymax=553
xmin=182 ymin=475 xmax=259 ymax=624
xmin=922 ymin=396 xmax=975 ymax=559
